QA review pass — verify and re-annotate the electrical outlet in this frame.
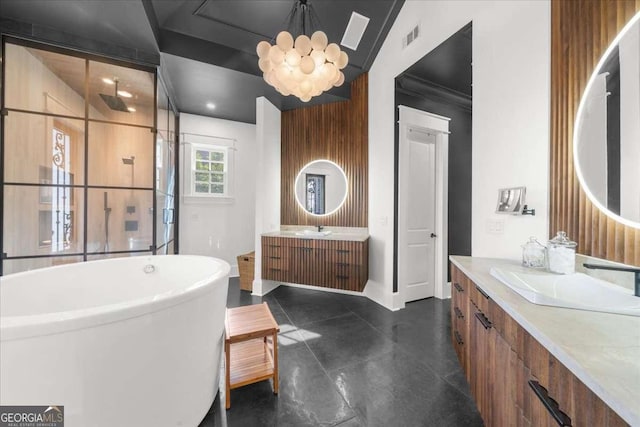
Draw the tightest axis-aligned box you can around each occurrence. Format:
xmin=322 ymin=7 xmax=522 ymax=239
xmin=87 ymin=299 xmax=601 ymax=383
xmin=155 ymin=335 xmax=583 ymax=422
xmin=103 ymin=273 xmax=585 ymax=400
xmin=487 ymin=219 xmax=505 ymax=234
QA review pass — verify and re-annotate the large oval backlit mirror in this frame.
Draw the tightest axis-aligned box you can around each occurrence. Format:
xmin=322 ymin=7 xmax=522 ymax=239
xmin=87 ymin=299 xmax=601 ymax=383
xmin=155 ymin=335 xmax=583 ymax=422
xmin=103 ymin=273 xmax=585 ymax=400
xmin=294 ymin=160 xmax=348 ymax=216
xmin=575 ymin=12 xmax=640 ymax=228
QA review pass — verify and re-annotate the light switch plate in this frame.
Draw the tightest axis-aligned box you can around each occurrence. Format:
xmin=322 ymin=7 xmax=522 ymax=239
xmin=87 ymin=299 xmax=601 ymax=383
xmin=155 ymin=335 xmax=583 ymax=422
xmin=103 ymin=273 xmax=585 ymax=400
xmin=487 ymin=219 xmax=505 ymax=234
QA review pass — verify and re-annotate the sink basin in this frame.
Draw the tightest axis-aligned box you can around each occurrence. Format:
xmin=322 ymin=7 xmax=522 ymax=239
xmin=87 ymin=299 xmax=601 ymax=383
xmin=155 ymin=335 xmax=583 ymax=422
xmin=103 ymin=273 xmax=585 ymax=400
xmin=490 ymin=268 xmax=640 ymax=317
xmin=294 ymin=229 xmax=333 ymax=238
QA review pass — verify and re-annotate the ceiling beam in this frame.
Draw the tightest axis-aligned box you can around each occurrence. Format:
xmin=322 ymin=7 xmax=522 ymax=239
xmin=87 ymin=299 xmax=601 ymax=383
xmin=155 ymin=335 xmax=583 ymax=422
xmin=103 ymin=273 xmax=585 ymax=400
xmin=141 ymin=0 xmax=162 ymax=49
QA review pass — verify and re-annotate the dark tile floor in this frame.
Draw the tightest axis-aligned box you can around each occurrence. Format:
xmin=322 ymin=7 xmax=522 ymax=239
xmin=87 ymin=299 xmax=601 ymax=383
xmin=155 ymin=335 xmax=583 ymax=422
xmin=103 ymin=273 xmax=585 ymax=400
xmin=199 ymin=279 xmax=483 ymax=427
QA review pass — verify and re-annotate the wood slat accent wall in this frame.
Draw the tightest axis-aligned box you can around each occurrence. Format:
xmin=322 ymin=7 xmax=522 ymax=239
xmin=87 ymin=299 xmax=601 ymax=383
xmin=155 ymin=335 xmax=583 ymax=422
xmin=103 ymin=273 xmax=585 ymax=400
xmin=281 ymin=74 xmax=368 ymax=227
xmin=551 ymin=0 xmax=640 ymax=266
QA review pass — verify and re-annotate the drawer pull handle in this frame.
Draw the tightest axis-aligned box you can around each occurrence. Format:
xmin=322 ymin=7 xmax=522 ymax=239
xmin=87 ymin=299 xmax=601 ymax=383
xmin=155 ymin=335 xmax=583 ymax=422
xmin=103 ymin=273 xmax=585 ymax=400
xmin=337 ymin=249 xmax=350 ymax=254
xmin=528 ymin=380 xmax=572 ymax=426
xmin=268 ymin=245 xmax=281 ymax=248
xmin=269 ymin=256 xmax=281 ymax=260
xmin=454 ymin=330 xmax=464 ymax=345
xmin=474 ymin=312 xmax=492 ymax=330
xmin=454 ymin=307 xmax=464 ymax=319
xmin=453 ymin=282 xmax=464 ymax=292
xmin=476 ymin=285 xmax=489 ymax=299
xmin=336 ymin=262 xmax=349 ymax=266
xmin=336 ymin=275 xmax=349 ymax=280
xmin=269 ymin=268 xmax=281 ymax=271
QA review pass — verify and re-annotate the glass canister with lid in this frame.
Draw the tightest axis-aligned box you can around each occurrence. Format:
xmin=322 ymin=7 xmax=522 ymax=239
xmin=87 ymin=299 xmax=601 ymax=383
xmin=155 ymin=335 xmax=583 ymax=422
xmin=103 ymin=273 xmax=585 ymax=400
xmin=522 ymin=237 xmax=546 ymax=268
xmin=546 ymin=231 xmax=578 ymax=274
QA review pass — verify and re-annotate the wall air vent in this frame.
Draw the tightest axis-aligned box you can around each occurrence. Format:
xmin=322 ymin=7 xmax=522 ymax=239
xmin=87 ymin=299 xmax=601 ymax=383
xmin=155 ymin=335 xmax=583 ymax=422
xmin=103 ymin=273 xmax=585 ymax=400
xmin=341 ymin=12 xmax=370 ymax=51
xmin=402 ymin=24 xmax=420 ymax=49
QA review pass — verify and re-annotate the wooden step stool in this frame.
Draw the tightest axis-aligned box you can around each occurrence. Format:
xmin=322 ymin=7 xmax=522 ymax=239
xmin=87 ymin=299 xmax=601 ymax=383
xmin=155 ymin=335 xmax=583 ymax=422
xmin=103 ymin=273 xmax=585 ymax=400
xmin=224 ymin=302 xmax=279 ymax=409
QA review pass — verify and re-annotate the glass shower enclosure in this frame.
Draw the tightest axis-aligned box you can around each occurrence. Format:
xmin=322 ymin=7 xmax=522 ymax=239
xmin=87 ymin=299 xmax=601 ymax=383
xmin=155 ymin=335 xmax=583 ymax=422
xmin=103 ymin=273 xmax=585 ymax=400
xmin=0 ymin=37 xmax=178 ymax=275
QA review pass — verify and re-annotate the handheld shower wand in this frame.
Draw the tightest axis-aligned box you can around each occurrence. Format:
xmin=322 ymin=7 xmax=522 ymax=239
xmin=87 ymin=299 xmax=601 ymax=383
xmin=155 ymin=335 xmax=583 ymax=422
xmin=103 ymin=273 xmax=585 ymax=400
xmin=104 ymin=191 xmax=111 ymax=252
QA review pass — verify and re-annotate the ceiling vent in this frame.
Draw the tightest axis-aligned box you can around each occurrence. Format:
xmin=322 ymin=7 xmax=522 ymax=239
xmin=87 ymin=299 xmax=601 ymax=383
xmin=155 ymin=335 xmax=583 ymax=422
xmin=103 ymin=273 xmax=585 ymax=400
xmin=341 ymin=12 xmax=370 ymax=50
xmin=402 ymin=24 xmax=420 ymax=49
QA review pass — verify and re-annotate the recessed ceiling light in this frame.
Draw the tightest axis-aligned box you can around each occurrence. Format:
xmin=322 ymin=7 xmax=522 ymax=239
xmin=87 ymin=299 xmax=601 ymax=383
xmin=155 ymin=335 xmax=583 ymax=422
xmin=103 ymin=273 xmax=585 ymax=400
xmin=127 ymin=107 xmax=136 ymax=112
xmin=102 ymin=77 xmax=115 ymax=85
xmin=206 ymin=102 xmax=216 ymax=109
xmin=117 ymin=90 xmax=132 ymax=98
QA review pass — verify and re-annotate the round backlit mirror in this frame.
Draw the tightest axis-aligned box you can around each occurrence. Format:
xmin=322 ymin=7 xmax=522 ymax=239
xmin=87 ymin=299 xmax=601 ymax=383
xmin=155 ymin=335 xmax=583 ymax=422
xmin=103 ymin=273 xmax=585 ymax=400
xmin=574 ymin=12 xmax=640 ymax=228
xmin=294 ymin=160 xmax=348 ymax=216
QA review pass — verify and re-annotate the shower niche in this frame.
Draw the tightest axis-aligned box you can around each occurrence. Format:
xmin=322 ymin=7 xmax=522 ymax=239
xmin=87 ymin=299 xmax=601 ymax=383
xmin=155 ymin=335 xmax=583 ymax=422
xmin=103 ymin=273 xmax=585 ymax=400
xmin=1 ymin=38 xmax=178 ymax=275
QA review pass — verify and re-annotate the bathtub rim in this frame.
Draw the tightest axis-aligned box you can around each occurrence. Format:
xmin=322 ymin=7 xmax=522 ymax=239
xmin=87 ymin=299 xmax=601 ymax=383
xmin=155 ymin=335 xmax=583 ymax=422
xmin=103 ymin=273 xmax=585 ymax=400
xmin=0 ymin=255 xmax=230 ymax=341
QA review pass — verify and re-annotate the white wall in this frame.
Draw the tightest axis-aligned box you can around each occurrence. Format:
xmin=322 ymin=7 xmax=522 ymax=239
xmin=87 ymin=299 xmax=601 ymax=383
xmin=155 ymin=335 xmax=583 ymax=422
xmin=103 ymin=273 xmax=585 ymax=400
xmin=178 ymin=113 xmax=257 ymax=276
xmin=253 ymin=97 xmax=281 ymax=295
xmin=367 ymin=0 xmax=551 ymax=309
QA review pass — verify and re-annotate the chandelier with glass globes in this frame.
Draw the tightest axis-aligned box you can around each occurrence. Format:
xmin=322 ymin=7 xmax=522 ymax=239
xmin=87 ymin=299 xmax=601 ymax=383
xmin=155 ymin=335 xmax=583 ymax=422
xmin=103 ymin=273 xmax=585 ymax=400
xmin=256 ymin=0 xmax=349 ymax=102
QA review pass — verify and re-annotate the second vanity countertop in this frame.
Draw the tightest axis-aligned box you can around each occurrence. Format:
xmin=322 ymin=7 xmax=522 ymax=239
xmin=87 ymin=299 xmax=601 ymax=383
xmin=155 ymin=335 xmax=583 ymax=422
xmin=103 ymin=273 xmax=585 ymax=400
xmin=262 ymin=227 xmax=369 ymax=242
xmin=450 ymin=256 xmax=640 ymax=426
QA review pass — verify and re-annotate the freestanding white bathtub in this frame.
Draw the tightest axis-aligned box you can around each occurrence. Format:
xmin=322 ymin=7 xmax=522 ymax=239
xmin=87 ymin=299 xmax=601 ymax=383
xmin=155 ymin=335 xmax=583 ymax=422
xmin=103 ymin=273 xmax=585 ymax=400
xmin=0 ymin=255 xmax=230 ymax=427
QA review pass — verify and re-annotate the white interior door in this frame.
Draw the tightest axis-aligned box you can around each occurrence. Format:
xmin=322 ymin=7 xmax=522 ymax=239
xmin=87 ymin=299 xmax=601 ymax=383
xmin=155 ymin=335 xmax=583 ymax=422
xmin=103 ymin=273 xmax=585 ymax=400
xmin=399 ymin=126 xmax=437 ymax=302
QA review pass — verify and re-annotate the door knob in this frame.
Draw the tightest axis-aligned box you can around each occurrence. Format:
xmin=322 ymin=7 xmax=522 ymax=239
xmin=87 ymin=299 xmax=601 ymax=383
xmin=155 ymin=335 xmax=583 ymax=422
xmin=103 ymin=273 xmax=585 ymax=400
xmin=430 ymin=233 xmax=437 ymax=238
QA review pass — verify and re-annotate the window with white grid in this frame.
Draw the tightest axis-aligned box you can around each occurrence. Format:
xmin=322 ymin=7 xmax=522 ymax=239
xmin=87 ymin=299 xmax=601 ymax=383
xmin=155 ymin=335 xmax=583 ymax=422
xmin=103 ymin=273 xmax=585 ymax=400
xmin=192 ymin=145 xmax=228 ymax=196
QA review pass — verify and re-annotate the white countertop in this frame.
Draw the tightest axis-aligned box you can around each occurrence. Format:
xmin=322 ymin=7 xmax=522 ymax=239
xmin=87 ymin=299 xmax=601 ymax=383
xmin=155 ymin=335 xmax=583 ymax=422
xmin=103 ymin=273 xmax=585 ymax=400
xmin=450 ymin=256 xmax=640 ymax=427
xmin=262 ymin=227 xmax=369 ymax=242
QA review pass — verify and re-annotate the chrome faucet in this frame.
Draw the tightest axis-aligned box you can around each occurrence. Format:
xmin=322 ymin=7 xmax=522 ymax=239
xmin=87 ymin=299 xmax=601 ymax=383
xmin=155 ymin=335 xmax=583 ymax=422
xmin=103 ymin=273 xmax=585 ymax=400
xmin=583 ymin=263 xmax=640 ymax=297
xmin=317 ymin=225 xmax=324 ymax=232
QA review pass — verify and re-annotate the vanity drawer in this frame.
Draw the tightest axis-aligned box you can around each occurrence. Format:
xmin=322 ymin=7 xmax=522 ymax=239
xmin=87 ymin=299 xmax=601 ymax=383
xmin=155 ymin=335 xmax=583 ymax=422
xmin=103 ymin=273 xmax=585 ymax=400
xmin=470 ymin=283 xmax=490 ymax=313
xmin=263 ymin=255 xmax=289 ymax=271
xmin=327 ymin=240 xmax=365 ymax=267
xmin=329 ymin=262 xmax=361 ymax=283
xmin=287 ymin=237 xmax=321 ymax=249
xmin=263 ymin=266 xmax=288 ymax=282
xmin=262 ymin=237 xmax=291 ymax=258
xmin=452 ymin=276 xmax=469 ymax=296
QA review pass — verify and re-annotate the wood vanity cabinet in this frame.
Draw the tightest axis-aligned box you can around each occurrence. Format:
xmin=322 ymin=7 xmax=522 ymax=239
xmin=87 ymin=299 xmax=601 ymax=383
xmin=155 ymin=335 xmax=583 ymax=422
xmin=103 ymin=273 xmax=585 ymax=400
xmin=450 ymin=265 xmax=629 ymax=427
xmin=261 ymin=236 xmax=369 ymax=292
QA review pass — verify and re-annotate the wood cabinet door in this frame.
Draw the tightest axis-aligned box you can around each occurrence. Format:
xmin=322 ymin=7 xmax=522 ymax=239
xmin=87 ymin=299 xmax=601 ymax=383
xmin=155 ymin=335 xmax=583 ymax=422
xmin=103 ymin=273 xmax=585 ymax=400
xmin=492 ymin=331 xmax=518 ymax=426
xmin=470 ymin=303 xmax=493 ymax=424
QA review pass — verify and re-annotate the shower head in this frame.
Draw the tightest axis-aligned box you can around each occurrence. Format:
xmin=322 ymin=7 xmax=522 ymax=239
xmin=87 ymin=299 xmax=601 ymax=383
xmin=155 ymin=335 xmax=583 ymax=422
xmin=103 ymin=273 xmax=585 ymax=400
xmin=122 ymin=156 xmax=135 ymax=165
xmin=100 ymin=79 xmax=130 ymax=113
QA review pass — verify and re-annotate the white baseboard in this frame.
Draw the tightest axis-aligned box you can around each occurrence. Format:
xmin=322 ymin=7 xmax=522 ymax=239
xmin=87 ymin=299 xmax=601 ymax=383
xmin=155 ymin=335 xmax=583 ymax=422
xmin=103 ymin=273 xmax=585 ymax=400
xmin=439 ymin=281 xmax=452 ymax=300
xmin=251 ymin=278 xmax=280 ymax=296
xmin=362 ymin=280 xmax=399 ymax=311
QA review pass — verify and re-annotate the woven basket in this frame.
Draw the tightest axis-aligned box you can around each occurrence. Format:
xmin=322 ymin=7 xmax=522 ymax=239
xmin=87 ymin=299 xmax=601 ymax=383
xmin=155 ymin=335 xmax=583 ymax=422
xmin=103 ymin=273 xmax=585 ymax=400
xmin=236 ymin=251 xmax=255 ymax=291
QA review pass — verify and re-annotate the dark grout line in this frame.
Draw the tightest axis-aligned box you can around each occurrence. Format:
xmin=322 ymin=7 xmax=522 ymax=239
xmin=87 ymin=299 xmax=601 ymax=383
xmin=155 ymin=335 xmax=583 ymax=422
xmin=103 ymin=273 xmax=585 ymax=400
xmin=346 ymin=300 xmax=461 ymax=383
xmin=288 ymin=311 xmax=355 ymax=329
xmin=270 ymin=296 xmax=362 ymax=424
